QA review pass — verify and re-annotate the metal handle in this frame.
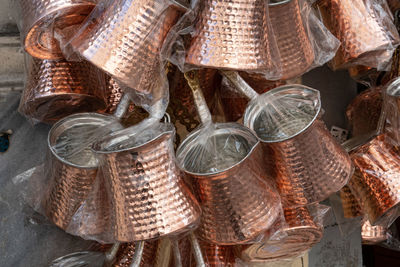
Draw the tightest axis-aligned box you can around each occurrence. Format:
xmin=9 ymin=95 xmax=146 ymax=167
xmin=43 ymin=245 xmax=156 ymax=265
xmin=184 ymin=70 xmax=213 ymax=125
xmin=129 ymin=241 xmax=145 ymax=267
xmin=220 ymin=70 xmax=259 ymax=100
xmin=114 ymin=93 xmax=131 ymax=119
xmin=189 ymin=232 xmax=205 ymax=267
xmin=171 ymin=239 xmax=183 ymax=267
xmin=104 ymin=242 xmax=121 ymax=263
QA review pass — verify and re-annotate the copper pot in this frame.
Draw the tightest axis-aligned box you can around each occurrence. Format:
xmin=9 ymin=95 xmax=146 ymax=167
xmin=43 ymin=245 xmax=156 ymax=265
xmin=70 ymin=0 xmax=180 ymax=92
xmin=237 ymin=206 xmax=323 ymax=262
xmin=93 ymin=123 xmax=201 ymax=242
xmin=20 ymin=0 xmax=96 ymax=59
xmin=340 ymin=186 xmax=363 ymax=219
xmin=176 ymin=123 xmax=281 ymax=244
xmin=269 ymin=0 xmax=314 ymax=79
xmin=19 ymin=58 xmax=107 ymax=123
xmin=44 ymin=113 xmax=121 ymax=230
xmin=316 ymin=0 xmax=397 ymax=69
xmin=186 ymin=0 xmax=272 ymax=71
xmin=194 ymin=241 xmax=235 ymax=267
xmin=244 ymin=85 xmax=353 ymax=207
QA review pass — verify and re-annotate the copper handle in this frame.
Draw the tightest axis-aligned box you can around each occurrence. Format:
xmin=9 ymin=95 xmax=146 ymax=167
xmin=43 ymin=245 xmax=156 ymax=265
xmin=220 ymin=70 xmax=259 ymax=100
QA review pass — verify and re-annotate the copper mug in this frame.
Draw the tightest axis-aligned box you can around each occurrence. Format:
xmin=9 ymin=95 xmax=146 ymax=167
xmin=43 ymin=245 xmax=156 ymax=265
xmin=186 ymin=0 xmax=272 ymax=71
xmin=176 ymin=123 xmax=281 ymax=245
xmin=44 ymin=113 xmax=121 ymax=230
xmin=93 ymin=123 xmax=201 ymax=242
xmin=20 ymin=0 xmax=96 ymax=59
xmin=269 ymin=0 xmax=314 ymax=79
xmin=70 ymin=0 xmax=181 ymax=92
xmin=316 ymin=0 xmax=398 ymax=69
xmin=237 ymin=206 xmax=323 ymax=262
xmin=19 ymin=58 xmax=107 ymax=123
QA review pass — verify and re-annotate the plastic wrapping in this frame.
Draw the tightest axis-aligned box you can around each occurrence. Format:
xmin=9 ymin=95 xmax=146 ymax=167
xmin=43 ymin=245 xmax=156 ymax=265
xmin=382 ymin=77 xmax=400 ymax=146
xmin=222 ymin=71 xmax=353 ymax=207
xmin=164 ymin=0 xmax=339 ymax=81
xmin=235 ymin=204 xmax=328 ymax=263
xmin=361 ymin=218 xmax=389 ymax=245
xmin=346 ymin=86 xmax=383 ymax=137
xmin=18 ymin=55 xmax=110 ymax=124
xmin=316 ymin=0 xmax=400 ymax=70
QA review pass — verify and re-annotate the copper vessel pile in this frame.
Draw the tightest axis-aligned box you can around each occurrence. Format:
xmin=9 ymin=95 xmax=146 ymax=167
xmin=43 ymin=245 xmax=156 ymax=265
xmin=15 ymin=0 xmax=400 ymax=265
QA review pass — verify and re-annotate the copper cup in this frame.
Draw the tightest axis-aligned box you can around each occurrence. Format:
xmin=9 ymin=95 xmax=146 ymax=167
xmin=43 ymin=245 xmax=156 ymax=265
xmin=70 ymin=0 xmax=180 ymax=92
xmin=93 ymin=123 xmax=201 ymax=242
xmin=340 ymin=186 xmax=363 ymax=219
xmin=110 ymin=241 xmax=157 ymax=267
xmin=237 ymin=206 xmax=323 ymax=262
xmin=361 ymin=219 xmax=388 ymax=245
xmin=316 ymin=0 xmax=397 ymax=69
xmin=19 ymin=58 xmax=107 ymax=123
xmin=269 ymin=0 xmax=315 ymax=80
xmin=348 ymin=134 xmax=400 ymax=225
xmin=195 ymin=241 xmax=235 ymax=267
xmin=44 ymin=113 xmax=121 ymax=230
xmin=346 ymin=87 xmax=383 ymax=137
xmin=176 ymin=123 xmax=281 ymax=244
xmin=244 ymin=85 xmax=353 ymax=207
xmin=20 ymin=0 xmax=96 ymax=59
xmin=185 ymin=0 xmax=272 ymax=71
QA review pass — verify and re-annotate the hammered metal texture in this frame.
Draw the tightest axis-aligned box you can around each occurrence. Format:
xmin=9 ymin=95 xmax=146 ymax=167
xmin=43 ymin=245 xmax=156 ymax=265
xmin=103 ymin=78 xmax=124 ymax=114
xmin=195 ymin=241 xmax=235 ymax=267
xmin=361 ymin=219 xmax=388 ymax=245
xmin=111 ymin=241 xmax=157 ymax=267
xmin=260 ymin=119 xmax=353 ymax=207
xmin=346 ymin=87 xmax=383 ymax=137
xmin=96 ymin=129 xmax=201 ymax=242
xmin=179 ymin=141 xmax=281 ymax=245
xmin=19 ymin=58 xmax=107 ymax=123
xmin=186 ymin=0 xmax=272 ymax=71
xmin=269 ymin=0 xmax=314 ymax=79
xmin=44 ymin=113 xmax=119 ymax=230
xmin=237 ymin=206 xmax=322 ymax=262
xmin=317 ymin=0 xmax=394 ymax=69
xmin=219 ymin=76 xmax=283 ymax=122
xmin=20 ymin=0 xmax=96 ymax=59
xmin=348 ymin=134 xmax=400 ymax=225
xmin=70 ymin=0 xmax=179 ymax=92
xmin=340 ymin=185 xmax=363 ymax=219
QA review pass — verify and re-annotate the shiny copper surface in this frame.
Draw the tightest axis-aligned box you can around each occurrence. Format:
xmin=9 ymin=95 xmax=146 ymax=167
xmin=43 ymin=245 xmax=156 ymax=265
xmin=44 ymin=113 xmax=120 ymax=230
xmin=237 ymin=206 xmax=322 ymax=262
xmin=219 ymin=76 xmax=283 ymax=122
xmin=361 ymin=219 xmax=388 ymax=245
xmin=20 ymin=0 xmax=96 ymax=59
xmin=346 ymin=87 xmax=383 ymax=137
xmin=186 ymin=0 xmax=272 ymax=71
xmin=269 ymin=0 xmax=314 ymax=79
xmin=349 ymin=134 xmax=400 ymax=225
xmin=177 ymin=124 xmax=281 ymax=244
xmin=103 ymin=78 xmax=124 ymax=114
xmin=244 ymin=86 xmax=353 ymax=207
xmin=196 ymin=241 xmax=235 ymax=266
xmin=70 ymin=0 xmax=180 ymax=92
xmin=317 ymin=0 xmax=394 ymax=69
xmin=111 ymin=241 xmax=157 ymax=267
xmin=340 ymin=186 xmax=363 ymax=219
xmin=348 ymin=65 xmax=375 ymax=80
xmin=94 ymin=124 xmax=201 ymax=242
xmin=19 ymin=58 xmax=107 ymax=123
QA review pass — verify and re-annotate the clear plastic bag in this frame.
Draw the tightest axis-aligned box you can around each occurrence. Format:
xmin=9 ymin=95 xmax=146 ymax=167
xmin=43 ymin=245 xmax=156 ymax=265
xmin=316 ymin=0 xmax=400 ymax=70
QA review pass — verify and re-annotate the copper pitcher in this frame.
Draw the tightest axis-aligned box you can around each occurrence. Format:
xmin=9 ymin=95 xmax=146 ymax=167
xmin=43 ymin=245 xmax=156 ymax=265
xmin=93 ymin=123 xmax=201 ymax=242
xmin=269 ymin=0 xmax=314 ymax=79
xmin=316 ymin=0 xmax=397 ymax=69
xmin=70 ymin=0 xmax=180 ymax=92
xmin=19 ymin=58 xmax=107 ymax=123
xmin=186 ymin=0 xmax=272 ymax=71
xmin=44 ymin=113 xmax=121 ymax=230
xmin=20 ymin=0 xmax=96 ymax=59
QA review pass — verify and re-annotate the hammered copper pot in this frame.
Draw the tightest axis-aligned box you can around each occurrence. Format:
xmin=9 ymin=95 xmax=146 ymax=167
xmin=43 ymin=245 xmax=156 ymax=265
xmin=361 ymin=219 xmax=388 ymax=245
xmin=70 ymin=0 xmax=180 ymax=92
xmin=20 ymin=0 xmax=96 ymax=59
xmin=340 ymin=186 xmax=363 ymax=219
xmin=237 ymin=206 xmax=323 ymax=262
xmin=269 ymin=0 xmax=314 ymax=79
xmin=176 ymin=123 xmax=281 ymax=245
xmin=316 ymin=0 xmax=397 ymax=69
xmin=44 ymin=113 xmax=121 ymax=230
xmin=194 ymin=241 xmax=235 ymax=267
xmin=93 ymin=123 xmax=201 ymax=242
xmin=186 ymin=0 xmax=272 ymax=71
xmin=244 ymin=85 xmax=353 ymax=207
xmin=19 ymin=58 xmax=107 ymax=123
xmin=348 ymin=134 xmax=400 ymax=225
